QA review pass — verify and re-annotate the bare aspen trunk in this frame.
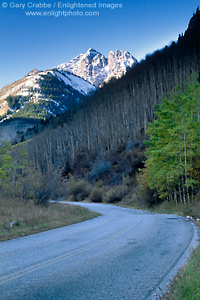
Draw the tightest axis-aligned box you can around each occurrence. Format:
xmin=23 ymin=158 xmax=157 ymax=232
xmin=184 ymin=132 xmax=190 ymax=203
xmin=70 ymin=134 xmax=75 ymax=160
xmin=174 ymin=191 xmax=178 ymax=205
xmin=190 ymin=110 xmax=194 ymax=203
xmin=180 ymin=152 xmax=186 ymax=205
xmin=178 ymin=178 xmax=183 ymax=203
xmin=191 ymin=186 xmax=194 ymax=202
xmin=12 ymin=166 xmax=16 ymax=197
xmin=170 ymin=194 xmax=173 ymax=203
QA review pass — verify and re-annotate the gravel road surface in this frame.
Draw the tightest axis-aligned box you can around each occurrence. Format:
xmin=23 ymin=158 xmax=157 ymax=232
xmin=0 ymin=202 xmax=199 ymax=300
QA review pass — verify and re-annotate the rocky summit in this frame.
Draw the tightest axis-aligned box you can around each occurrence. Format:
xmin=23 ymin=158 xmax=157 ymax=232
xmin=57 ymin=48 xmax=137 ymax=87
xmin=0 ymin=48 xmax=137 ymax=123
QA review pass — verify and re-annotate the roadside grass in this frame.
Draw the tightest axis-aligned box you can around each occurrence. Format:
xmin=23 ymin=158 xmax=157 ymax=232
xmin=133 ymin=203 xmax=200 ymax=300
xmin=0 ymin=197 xmax=99 ymax=242
xmin=163 ymin=242 xmax=200 ymax=300
xmin=148 ymin=200 xmax=200 ymax=218
xmin=121 ymin=192 xmax=200 ymax=219
xmin=160 ymin=203 xmax=200 ymax=300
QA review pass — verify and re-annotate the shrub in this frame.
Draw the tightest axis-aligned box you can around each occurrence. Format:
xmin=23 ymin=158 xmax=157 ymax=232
xmin=90 ymin=188 xmax=103 ymax=203
xmin=136 ymin=171 xmax=159 ymax=207
xmin=125 ymin=140 xmax=135 ymax=151
xmin=116 ymin=142 xmax=126 ymax=153
xmin=90 ymin=161 xmax=112 ymax=177
xmin=89 ymin=161 xmax=112 ymax=181
xmin=69 ymin=180 xmax=92 ymax=201
xmin=34 ymin=188 xmax=50 ymax=205
xmin=105 ymin=184 xmax=129 ymax=203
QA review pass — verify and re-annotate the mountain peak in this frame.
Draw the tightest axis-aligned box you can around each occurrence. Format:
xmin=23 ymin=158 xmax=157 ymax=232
xmin=27 ymin=69 xmax=39 ymax=76
xmin=57 ymin=49 xmax=137 ymax=87
xmin=86 ymin=48 xmax=99 ymax=55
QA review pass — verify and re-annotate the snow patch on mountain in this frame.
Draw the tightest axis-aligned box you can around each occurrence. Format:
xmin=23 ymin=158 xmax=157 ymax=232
xmin=0 ymin=68 xmax=96 ymax=118
xmin=54 ymin=70 xmax=95 ymax=95
xmin=0 ymin=48 xmax=137 ymax=120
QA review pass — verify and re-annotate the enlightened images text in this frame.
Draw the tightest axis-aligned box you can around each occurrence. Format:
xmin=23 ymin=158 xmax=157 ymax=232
xmin=8 ymin=2 xmax=123 ymax=10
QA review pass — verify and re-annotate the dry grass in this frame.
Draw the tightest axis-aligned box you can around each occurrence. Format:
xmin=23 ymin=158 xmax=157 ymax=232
xmin=0 ymin=197 xmax=98 ymax=241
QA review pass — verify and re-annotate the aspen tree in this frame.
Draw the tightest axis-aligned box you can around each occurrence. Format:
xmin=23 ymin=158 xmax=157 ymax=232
xmin=144 ymin=74 xmax=200 ymax=204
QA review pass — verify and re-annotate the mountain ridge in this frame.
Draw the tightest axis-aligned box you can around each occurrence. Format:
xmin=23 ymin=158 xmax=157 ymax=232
xmin=0 ymin=68 xmax=95 ymax=121
xmin=24 ymin=9 xmax=200 ymax=165
xmin=0 ymin=48 xmax=136 ymax=121
xmin=57 ymin=48 xmax=137 ymax=86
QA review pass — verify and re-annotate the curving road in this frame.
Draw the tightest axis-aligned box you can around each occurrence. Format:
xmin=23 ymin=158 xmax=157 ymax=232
xmin=0 ymin=202 xmax=199 ymax=300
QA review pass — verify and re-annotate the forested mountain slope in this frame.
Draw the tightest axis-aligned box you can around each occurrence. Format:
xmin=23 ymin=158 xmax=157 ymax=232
xmin=26 ymin=10 xmax=200 ymax=175
xmin=0 ymin=49 xmax=137 ymax=143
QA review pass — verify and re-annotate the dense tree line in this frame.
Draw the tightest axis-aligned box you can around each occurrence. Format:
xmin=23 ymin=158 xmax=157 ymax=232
xmin=143 ymin=75 xmax=200 ymax=204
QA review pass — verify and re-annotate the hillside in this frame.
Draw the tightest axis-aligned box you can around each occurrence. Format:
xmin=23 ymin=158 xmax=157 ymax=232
xmin=25 ymin=10 xmax=200 ymax=171
xmin=0 ymin=69 xmax=95 ymax=120
xmin=0 ymin=49 xmax=137 ymax=143
xmin=0 ymin=49 xmax=136 ymax=121
xmin=0 ymin=9 xmax=199 ymax=209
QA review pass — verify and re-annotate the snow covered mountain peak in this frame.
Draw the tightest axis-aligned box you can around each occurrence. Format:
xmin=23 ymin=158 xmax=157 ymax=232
xmin=0 ymin=48 xmax=137 ymax=122
xmin=86 ymin=48 xmax=101 ymax=56
xmin=57 ymin=49 xmax=137 ymax=87
xmin=0 ymin=69 xmax=95 ymax=121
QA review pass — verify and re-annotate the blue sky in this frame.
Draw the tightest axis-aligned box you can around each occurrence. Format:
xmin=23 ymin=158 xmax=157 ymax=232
xmin=0 ymin=0 xmax=199 ymax=88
